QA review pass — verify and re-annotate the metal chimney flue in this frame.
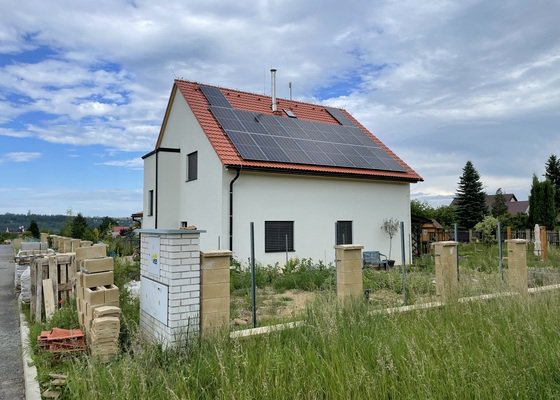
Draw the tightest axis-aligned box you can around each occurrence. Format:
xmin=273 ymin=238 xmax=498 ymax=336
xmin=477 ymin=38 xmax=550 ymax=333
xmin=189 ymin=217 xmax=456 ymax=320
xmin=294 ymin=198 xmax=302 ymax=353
xmin=270 ymin=68 xmax=277 ymax=113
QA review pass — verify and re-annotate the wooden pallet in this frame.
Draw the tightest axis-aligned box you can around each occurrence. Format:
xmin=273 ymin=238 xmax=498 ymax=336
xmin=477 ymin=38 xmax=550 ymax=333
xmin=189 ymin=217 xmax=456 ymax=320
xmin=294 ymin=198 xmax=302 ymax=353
xmin=30 ymin=254 xmax=76 ymax=322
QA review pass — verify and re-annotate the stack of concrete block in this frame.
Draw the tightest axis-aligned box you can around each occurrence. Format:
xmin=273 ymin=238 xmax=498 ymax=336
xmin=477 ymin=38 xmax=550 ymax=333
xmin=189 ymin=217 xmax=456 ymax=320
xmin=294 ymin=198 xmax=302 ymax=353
xmin=89 ymin=306 xmax=120 ymax=361
xmin=75 ymin=244 xmax=120 ymax=335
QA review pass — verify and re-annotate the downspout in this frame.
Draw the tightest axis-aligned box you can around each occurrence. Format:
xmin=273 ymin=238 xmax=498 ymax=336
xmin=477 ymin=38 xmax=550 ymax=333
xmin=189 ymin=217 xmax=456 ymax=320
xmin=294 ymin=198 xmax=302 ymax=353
xmin=155 ymin=151 xmax=159 ymax=229
xmin=229 ymin=168 xmax=241 ymax=251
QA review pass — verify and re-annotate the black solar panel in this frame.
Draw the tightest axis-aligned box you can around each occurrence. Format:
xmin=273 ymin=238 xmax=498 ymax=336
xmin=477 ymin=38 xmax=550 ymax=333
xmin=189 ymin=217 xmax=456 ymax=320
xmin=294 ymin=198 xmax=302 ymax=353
xmin=199 ymin=85 xmax=232 ymax=108
xmin=326 ymin=107 xmax=354 ymax=126
xmin=207 ymin=103 xmax=406 ymax=173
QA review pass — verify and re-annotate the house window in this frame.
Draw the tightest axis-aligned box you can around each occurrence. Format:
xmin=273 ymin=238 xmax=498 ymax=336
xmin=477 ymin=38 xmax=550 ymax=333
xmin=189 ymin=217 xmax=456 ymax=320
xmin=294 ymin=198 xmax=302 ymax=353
xmin=265 ymin=221 xmax=294 ymax=253
xmin=187 ymin=151 xmax=198 ymax=181
xmin=336 ymin=221 xmax=353 ymax=245
xmin=148 ymin=190 xmax=154 ymax=216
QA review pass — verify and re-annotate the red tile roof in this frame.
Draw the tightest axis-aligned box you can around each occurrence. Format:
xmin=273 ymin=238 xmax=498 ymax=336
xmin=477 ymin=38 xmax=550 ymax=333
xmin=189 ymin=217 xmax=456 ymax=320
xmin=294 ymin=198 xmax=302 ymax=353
xmin=156 ymin=80 xmax=422 ymax=182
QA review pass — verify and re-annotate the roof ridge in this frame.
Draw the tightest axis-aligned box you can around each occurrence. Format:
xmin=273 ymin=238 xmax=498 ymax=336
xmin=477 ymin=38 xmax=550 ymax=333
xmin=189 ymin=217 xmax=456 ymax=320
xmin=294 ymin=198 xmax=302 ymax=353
xmin=174 ymin=78 xmax=349 ymax=112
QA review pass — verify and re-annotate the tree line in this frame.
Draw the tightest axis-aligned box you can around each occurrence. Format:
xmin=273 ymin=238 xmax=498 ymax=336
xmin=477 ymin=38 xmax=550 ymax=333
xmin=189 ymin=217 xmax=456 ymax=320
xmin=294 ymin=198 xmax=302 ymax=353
xmin=1 ymin=213 xmax=133 ymax=243
xmin=412 ymin=155 xmax=560 ymax=231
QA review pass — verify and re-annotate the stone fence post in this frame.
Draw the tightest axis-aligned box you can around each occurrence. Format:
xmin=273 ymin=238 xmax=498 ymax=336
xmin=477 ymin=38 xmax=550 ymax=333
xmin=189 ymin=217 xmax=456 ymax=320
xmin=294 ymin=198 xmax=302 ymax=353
xmin=433 ymin=241 xmax=459 ymax=303
xmin=335 ymin=245 xmax=364 ymax=300
xmin=200 ymin=251 xmax=231 ymax=336
xmin=506 ymin=239 xmax=528 ymax=296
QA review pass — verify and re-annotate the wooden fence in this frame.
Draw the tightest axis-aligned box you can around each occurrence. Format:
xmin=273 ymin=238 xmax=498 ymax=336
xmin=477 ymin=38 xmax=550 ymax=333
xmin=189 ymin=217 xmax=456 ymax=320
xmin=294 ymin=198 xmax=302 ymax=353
xmin=30 ymin=254 xmax=76 ymax=322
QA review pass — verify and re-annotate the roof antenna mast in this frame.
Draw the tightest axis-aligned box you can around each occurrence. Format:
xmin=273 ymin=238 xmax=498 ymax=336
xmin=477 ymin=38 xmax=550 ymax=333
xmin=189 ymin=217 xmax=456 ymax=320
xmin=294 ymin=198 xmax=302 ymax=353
xmin=289 ymin=81 xmax=292 ymax=100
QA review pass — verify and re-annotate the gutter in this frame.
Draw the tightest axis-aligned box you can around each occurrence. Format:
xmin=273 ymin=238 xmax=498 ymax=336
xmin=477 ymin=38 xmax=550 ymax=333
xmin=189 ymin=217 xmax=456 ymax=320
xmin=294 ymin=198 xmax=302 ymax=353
xmin=229 ymin=168 xmax=241 ymax=251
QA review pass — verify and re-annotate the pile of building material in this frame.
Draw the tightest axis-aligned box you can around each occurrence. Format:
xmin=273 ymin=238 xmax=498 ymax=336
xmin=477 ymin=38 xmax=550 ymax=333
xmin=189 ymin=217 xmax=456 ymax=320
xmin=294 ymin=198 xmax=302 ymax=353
xmin=37 ymin=328 xmax=86 ymax=354
xmin=89 ymin=306 xmax=120 ymax=361
xmin=75 ymin=244 xmax=121 ymax=360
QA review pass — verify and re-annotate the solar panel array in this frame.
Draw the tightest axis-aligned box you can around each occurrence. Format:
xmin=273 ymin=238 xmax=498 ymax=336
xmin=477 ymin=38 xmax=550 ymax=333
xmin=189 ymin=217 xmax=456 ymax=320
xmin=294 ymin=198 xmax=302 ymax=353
xmin=198 ymin=85 xmax=406 ymax=173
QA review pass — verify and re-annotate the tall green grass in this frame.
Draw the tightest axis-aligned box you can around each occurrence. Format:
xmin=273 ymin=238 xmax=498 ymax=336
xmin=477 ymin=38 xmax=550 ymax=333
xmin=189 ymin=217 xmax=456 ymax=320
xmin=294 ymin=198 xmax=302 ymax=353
xmin=59 ymin=291 xmax=560 ymax=399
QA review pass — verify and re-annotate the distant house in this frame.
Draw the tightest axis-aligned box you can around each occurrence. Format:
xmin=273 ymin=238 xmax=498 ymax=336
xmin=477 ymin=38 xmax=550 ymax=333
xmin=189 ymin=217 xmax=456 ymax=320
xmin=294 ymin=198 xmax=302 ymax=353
xmin=451 ymin=193 xmax=529 ymax=215
xmin=142 ymin=78 xmax=422 ymax=265
xmin=111 ymin=226 xmax=129 ymax=238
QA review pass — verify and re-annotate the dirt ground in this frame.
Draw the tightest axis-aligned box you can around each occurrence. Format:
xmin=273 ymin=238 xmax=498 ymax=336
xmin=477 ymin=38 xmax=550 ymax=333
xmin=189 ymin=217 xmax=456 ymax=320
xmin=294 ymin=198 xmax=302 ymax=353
xmin=231 ymin=289 xmax=316 ymax=326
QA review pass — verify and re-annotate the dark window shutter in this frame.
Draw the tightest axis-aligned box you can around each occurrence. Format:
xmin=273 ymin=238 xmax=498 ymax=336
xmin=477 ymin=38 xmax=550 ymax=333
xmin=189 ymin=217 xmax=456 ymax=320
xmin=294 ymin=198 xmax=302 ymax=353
xmin=265 ymin=221 xmax=294 ymax=252
xmin=336 ymin=221 xmax=352 ymax=245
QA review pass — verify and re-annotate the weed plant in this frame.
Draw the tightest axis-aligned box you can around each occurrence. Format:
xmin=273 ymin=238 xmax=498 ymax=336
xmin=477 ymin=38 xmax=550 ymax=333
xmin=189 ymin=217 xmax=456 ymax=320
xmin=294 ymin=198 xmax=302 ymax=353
xmin=56 ymin=291 xmax=560 ymax=399
xmin=230 ymin=258 xmax=334 ymax=293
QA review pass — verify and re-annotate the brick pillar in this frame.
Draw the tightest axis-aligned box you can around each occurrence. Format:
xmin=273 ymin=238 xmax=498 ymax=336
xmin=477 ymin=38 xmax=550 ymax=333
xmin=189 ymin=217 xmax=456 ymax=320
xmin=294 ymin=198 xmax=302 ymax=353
xmin=433 ymin=241 xmax=459 ymax=303
xmin=506 ymin=226 xmax=512 ymax=240
xmin=506 ymin=239 xmax=528 ymax=296
xmin=200 ymin=251 xmax=231 ymax=336
xmin=334 ymin=245 xmax=364 ymax=300
xmin=139 ymin=229 xmax=204 ymax=347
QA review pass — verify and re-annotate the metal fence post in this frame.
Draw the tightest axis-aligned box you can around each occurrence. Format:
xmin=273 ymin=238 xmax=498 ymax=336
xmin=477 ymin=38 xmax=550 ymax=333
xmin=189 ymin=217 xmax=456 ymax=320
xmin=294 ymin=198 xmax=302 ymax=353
xmin=497 ymin=221 xmax=503 ymax=281
xmin=454 ymin=223 xmax=459 ymax=281
xmin=400 ymin=221 xmax=407 ymax=305
xmin=250 ymin=222 xmax=257 ymax=328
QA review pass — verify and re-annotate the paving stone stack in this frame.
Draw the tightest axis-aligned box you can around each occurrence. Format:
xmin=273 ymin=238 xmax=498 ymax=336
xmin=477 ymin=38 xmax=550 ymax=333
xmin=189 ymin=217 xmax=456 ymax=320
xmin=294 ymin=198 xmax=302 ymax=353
xmin=74 ymin=244 xmax=121 ymax=360
xmin=89 ymin=306 xmax=120 ymax=362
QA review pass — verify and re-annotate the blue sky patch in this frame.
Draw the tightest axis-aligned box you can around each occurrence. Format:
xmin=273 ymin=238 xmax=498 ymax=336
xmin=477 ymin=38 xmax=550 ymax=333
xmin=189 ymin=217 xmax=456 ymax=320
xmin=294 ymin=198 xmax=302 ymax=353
xmin=0 ymin=45 xmax=58 ymax=67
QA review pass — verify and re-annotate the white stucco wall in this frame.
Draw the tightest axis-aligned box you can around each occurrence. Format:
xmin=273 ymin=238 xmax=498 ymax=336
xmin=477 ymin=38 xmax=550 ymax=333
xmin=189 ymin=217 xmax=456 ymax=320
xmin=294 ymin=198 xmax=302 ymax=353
xmin=157 ymin=92 xmax=224 ymax=251
xmin=157 ymin=151 xmax=181 ymax=228
xmin=227 ymin=171 xmax=411 ymax=266
xmin=143 ymin=155 xmax=156 ymax=229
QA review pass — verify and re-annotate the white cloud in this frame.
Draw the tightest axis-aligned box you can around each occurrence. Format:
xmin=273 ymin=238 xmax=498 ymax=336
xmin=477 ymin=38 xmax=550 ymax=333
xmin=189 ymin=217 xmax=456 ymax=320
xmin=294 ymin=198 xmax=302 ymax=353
xmin=0 ymin=0 xmax=559 ymax=213
xmin=2 ymin=152 xmax=41 ymax=162
xmin=97 ymin=157 xmax=143 ymax=170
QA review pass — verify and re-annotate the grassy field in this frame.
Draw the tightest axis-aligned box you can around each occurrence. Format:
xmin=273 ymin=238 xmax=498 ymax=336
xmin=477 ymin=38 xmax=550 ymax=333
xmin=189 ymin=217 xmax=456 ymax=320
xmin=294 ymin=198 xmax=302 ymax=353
xmin=27 ymin=246 xmax=560 ymax=398
xmin=33 ymin=291 xmax=560 ymax=399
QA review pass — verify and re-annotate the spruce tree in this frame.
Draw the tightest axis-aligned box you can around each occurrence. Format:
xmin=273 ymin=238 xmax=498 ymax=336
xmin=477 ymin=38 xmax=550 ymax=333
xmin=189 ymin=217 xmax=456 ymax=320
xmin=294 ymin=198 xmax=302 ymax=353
xmin=545 ymin=154 xmax=560 ymax=215
xmin=491 ymin=188 xmax=509 ymax=217
xmin=28 ymin=220 xmax=40 ymax=239
xmin=71 ymin=213 xmax=88 ymax=239
xmin=455 ymin=161 xmax=488 ymax=229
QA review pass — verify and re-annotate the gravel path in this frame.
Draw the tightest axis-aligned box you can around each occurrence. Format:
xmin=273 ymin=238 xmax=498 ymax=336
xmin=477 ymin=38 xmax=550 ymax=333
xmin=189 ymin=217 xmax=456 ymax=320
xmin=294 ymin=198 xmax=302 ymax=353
xmin=0 ymin=244 xmax=25 ymax=399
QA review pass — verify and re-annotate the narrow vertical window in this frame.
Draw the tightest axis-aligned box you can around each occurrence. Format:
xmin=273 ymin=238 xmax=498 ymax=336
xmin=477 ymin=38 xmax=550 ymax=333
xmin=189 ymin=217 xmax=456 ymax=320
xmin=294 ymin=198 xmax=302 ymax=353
xmin=187 ymin=151 xmax=198 ymax=181
xmin=148 ymin=190 xmax=154 ymax=216
xmin=336 ymin=221 xmax=353 ymax=245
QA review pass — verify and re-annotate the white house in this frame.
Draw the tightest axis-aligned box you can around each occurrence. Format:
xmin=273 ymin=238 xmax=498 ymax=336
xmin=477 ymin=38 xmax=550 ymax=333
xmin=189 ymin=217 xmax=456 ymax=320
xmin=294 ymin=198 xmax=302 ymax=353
xmin=142 ymin=77 xmax=423 ymax=266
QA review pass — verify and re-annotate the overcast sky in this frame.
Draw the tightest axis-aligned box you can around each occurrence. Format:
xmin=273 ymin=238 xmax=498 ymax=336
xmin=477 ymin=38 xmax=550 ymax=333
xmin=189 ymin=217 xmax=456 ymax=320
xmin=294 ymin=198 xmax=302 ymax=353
xmin=1 ymin=0 xmax=559 ymax=216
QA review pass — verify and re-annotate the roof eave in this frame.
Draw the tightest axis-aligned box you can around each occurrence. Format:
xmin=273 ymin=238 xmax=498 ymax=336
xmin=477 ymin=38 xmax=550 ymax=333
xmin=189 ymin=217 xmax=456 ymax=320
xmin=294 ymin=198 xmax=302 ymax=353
xmin=224 ymin=164 xmax=422 ymax=183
